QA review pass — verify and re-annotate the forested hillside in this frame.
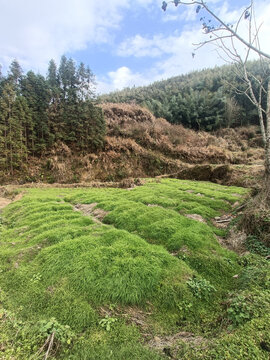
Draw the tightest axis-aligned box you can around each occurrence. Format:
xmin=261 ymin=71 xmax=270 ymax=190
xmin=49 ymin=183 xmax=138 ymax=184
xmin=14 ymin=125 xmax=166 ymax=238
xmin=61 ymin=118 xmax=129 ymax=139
xmin=99 ymin=61 xmax=270 ymax=131
xmin=0 ymin=59 xmax=265 ymax=185
xmin=0 ymin=57 xmax=105 ymax=174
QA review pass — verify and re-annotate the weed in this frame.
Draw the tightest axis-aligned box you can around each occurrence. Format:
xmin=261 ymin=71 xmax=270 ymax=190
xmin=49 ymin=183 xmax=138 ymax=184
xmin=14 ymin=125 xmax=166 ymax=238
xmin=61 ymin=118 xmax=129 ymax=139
xmin=30 ymin=273 xmax=42 ymax=283
xmin=187 ymin=276 xmax=216 ymax=300
xmin=39 ymin=317 xmax=74 ymax=345
xmin=227 ymin=295 xmax=252 ymax=327
xmin=245 ymin=235 xmax=270 ymax=257
xmin=99 ymin=315 xmax=118 ymax=331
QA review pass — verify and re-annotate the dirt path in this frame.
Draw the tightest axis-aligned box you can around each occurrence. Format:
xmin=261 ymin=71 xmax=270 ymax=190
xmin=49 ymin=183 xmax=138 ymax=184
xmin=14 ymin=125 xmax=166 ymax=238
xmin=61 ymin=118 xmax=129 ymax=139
xmin=0 ymin=193 xmax=24 ymax=211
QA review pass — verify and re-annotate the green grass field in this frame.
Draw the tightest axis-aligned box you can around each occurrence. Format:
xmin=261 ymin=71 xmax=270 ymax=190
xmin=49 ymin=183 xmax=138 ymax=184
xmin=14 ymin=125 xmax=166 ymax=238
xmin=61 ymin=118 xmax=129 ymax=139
xmin=0 ymin=179 xmax=269 ymax=359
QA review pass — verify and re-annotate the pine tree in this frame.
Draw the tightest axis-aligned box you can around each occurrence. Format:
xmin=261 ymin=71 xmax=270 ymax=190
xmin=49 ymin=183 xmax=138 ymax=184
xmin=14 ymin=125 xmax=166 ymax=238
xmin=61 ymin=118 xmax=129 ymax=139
xmin=0 ymin=56 xmax=106 ymax=173
xmin=77 ymin=62 xmax=96 ymax=101
xmin=21 ymin=71 xmax=51 ymax=152
xmin=0 ymin=82 xmax=16 ymax=172
xmin=0 ymin=82 xmax=28 ymax=173
xmin=47 ymin=59 xmax=62 ymax=141
xmin=11 ymin=96 xmax=29 ymax=167
xmin=8 ymin=59 xmax=23 ymax=92
xmin=79 ymin=100 xmax=105 ymax=151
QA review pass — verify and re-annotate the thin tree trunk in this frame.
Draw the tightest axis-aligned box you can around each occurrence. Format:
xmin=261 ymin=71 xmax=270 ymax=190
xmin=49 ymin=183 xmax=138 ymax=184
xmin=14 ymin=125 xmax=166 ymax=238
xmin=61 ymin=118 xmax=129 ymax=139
xmin=9 ymin=121 xmax=13 ymax=175
xmin=4 ymin=118 xmax=7 ymax=169
xmin=243 ymin=65 xmax=266 ymax=145
xmin=265 ymin=80 xmax=270 ymax=177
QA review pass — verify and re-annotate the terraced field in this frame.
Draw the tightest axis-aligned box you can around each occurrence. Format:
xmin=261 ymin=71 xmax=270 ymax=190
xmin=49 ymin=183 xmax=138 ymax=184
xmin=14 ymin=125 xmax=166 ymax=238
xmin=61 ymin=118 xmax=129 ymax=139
xmin=0 ymin=179 xmax=269 ymax=359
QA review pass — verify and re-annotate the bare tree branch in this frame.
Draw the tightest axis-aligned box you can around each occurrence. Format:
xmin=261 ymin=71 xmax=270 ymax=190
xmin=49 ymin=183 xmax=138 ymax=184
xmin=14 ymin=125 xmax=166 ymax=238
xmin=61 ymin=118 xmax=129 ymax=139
xmin=166 ymin=0 xmax=270 ymax=59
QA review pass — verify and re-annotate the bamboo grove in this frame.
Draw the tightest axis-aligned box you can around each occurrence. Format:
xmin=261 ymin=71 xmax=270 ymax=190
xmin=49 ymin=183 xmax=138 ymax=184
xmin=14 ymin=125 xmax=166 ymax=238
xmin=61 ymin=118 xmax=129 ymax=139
xmin=99 ymin=61 xmax=270 ymax=132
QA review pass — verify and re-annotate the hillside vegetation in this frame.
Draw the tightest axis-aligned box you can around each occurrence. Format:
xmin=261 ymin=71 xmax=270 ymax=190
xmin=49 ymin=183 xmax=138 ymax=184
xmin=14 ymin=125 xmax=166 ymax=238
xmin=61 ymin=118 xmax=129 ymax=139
xmin=99 ymin=61 xmax=269 ymax=131
xmin=0 ymin=179 xmax=269 ymax=359
xmin=1 ymin=59 xmax=266 ymax=186
xmin=0 ymin=102 xmax=264 ymax=186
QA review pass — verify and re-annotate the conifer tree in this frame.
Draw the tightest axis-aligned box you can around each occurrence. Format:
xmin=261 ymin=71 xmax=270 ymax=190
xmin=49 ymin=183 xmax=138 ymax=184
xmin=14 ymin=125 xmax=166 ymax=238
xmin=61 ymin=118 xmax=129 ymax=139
xmin=21 ymin=71 xmax=51 ymax=152
xmin=0 ymin=56 xmax=106 ymax=175
xmin=8 ymin=60 xmax=23 ymax=92
xmin=0 ymin=82 xmax=18 ymax=173
xmin=47 ymin=59 xmax=62 ymax=140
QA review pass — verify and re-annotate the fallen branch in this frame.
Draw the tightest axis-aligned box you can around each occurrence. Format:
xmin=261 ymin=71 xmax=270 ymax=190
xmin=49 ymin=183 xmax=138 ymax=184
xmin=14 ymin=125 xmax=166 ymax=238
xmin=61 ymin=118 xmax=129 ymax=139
xmin=44 ymin=332 xmax=55 ymax=360
xmin=215 ymin=219 xmax=232 ymax=223
xmin=235 ymin=204 xmax=246 ymax=212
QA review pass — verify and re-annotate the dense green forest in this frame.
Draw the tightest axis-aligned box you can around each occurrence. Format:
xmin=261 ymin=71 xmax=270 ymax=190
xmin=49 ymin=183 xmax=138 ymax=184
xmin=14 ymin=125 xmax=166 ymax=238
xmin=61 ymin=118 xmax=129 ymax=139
xmin=99 ymin=61 xmax=269 ymax=131
xmin=0 ymin=57 xmax=105 ymax=174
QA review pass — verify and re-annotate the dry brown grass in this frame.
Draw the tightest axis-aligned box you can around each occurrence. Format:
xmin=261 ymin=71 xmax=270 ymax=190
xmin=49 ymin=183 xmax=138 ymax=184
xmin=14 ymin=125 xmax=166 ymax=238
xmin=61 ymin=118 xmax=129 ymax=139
xmin=100 ymin=103 xmax=264 ymax=166
xmin=240 ymin=181 xmax=270 ymax=246
xmin=0 ymin=103 xmax=264 ymax=186
xmin=101 ymin=102 xmax=156 ymax=127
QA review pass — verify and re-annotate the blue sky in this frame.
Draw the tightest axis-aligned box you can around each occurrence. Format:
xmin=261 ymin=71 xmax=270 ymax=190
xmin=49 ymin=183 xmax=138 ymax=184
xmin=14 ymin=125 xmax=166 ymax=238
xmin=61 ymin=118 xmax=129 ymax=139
xmin=1 ymin=0 xmax=270 ymax=94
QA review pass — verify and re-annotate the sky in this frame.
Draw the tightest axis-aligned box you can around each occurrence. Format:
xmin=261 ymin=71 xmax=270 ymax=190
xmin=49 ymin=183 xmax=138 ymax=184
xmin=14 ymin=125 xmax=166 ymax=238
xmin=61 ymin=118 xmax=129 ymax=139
xmin=1 ymin=0 xmax=270 ymax=94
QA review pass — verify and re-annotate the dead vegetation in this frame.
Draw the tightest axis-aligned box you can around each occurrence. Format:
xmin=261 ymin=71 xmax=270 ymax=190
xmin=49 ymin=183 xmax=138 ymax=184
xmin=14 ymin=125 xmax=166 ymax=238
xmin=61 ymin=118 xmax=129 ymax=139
xmin=240 ymin=184 xmax=270 ymax=247
xmin=0 ymin=197 xmax=12 ymax=210
xmin=217 ymin=228 xmax=247 ymax=255
xmin=147 ymin=332 xmax=207 ymax=359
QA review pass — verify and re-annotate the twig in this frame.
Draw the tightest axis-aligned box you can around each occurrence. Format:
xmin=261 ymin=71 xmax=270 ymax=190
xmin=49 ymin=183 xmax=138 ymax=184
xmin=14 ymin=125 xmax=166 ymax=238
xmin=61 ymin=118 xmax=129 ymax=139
xmin=31 ymin=335 xmax=51 ymax=359
xmin=44 ymin=332 xmax=55 ymax=360
xmin=235 ymin=204 xmax=246 ymax=212
xmin=216 ymin=219 xmax=232 ymax=223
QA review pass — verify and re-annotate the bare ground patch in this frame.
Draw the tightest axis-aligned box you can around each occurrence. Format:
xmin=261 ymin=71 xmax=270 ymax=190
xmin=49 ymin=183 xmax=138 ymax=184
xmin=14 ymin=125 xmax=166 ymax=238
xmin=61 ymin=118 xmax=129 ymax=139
xmin=0 ymin=197 xmax=12 ymax=209
xmin=148 ymin=331 xmax=207 ymax=359
xmin=99 ymin=303 xmax=207 ymax=358
xmin=185 ymin=214 xmax=206 ymax=223
xmin=0 ymin=192 xmax=24 ymax=210
xmin=73 ymin=203 xmax=109 ymax=223
xmin=216 ymin=227 xmax=247 ymax=255
xmin=211 ymin=212 xmax=248 ymax=254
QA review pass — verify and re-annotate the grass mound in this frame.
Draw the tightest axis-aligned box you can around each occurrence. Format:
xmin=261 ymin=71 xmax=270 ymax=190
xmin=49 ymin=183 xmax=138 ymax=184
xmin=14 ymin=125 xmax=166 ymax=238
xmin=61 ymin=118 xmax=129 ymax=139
xmin=1 ymin=179 xmax=268 ymax=359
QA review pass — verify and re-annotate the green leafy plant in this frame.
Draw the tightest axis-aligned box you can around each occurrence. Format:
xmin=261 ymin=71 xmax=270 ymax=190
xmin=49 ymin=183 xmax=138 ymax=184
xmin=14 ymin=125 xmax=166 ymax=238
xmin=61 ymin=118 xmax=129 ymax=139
xmin=99 ymin=315 xmax=117 ymax=331
xmin=30 ymin=273 xmax=42 ymax=283
xmin=39 ymin=317 xmax=74 ymax=345
xmin=227 ymin=295 xmax=252 ymax=327
xmin=187 ymin=276 xmax=216 ymax=300
xmin=245 ymin=235 xmax=270 ymax=257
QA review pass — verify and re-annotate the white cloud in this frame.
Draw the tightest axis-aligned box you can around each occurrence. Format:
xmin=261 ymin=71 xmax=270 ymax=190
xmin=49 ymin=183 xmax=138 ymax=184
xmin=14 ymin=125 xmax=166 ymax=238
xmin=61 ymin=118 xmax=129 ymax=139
xmin=98 ymin=27 xmax=225 ymax=93
xmin=117 ymin=34 xmax=168 ymax=57
xmin=0 ymin=0 xmax=132 ymax=72
xmin=97 ymin=66 xmax=150 ymax=94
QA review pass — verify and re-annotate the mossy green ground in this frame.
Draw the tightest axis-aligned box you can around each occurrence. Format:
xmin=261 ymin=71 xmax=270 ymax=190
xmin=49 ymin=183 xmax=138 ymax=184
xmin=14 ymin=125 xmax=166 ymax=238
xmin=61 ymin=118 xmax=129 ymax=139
xmin=0 ymin=179 xmax=269 ymax=359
